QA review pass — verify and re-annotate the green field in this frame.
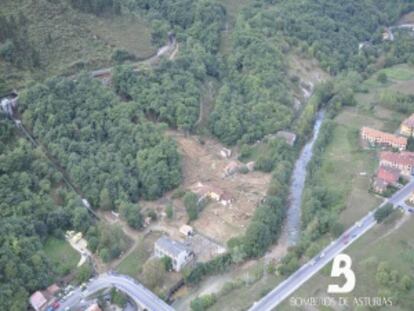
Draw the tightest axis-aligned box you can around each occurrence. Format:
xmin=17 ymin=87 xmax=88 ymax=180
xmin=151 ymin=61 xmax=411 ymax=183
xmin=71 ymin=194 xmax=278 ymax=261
xmin=115 ymin=232 xmax=161 ymax=278
xmin=363 ymin=64 xmax=414 ymax=91
xmin=44 ymin=238 xmax=80 ymax=276
xmin=1 ymin=0 xmax=154 ymax=87
xmin=316 ymin=120 xmax=381 ymax=227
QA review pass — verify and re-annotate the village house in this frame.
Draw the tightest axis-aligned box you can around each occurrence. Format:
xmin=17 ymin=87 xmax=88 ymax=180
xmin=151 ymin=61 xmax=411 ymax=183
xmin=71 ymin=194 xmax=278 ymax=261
xmin=373 ymin=166 xmax=401 ymax=193
xmin=190 ymin=182 xmax=233 ymax=206
xmin=360 ymin=127 xmax=407 ymax=151
xmin=154 ymin=236 xmax=194 ymax=272
xmin=29 ymin=291 xmax=47 ymax=311
xmin=379 ymin=151 xmax=414 ymax=176
xmin=400 ymin=113 xmax=414 ymax=137
xmin=179 ymin=224 xmax=194 ymax=237
xmin=29 ymin=284 xmax=60 ymax=311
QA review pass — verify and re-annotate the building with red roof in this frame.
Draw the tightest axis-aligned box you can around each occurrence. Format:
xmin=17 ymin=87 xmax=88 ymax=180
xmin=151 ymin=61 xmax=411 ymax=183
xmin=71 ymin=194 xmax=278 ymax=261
xmin=379 ymin=151 xmax=414 ymax=176
xmin=373 ymin=166 xmax=401 ymax=194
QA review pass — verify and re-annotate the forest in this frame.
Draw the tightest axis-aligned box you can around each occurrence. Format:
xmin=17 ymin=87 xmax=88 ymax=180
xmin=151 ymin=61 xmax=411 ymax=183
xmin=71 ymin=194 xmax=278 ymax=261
xmin=0 ymin=115 xmax=87 ymax=310
xmin=2 ymin=0 xmax=414 ymax=309
xmin=19 ymin=76 xmax=182 ymax=206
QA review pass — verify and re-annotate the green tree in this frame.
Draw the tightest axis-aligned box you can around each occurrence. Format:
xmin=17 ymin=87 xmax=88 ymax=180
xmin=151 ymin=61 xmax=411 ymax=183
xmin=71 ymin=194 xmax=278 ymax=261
xmin=374 ymin=204 xmax=394 ymax=223
xmin=73 ymin=207 xmax=90 ymax=232
xmin=377 ymin=72 xmax=388 ymax=84
xmin=100 ymin=188 xmax=113 ymax=211
xmin=166 ymin=203 xmax=174 ymax=219
xmin=184 ymin=192 xmax=199 ymax=221
xmin=76 ymin=264 xmax=93 ymax=284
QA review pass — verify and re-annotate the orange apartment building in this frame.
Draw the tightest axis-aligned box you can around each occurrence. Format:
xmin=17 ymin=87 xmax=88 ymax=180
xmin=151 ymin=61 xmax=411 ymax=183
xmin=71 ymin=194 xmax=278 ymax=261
xmin=360 ymin=127 xmax=407 ymax=151
xmin=379 ymin=151 xmax=414 ymax=176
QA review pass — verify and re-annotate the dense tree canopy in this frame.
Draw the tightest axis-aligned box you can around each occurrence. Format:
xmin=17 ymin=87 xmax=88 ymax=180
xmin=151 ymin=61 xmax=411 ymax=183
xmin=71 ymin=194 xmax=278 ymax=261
xmin=0 ymin=115 xmax=87 ymax=310
xmin=19 ymin=76 xmax=182 ymax=207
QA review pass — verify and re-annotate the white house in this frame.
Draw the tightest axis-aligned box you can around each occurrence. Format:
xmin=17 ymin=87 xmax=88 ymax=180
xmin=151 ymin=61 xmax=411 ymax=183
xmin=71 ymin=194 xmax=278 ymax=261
xmin=154 ymin=236 xmax=194 ymax=272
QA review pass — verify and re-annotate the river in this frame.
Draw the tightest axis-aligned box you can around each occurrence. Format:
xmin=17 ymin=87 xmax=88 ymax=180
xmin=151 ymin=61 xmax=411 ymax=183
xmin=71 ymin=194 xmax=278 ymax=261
xmin=286 ymin=111 xmax=325 ymax=245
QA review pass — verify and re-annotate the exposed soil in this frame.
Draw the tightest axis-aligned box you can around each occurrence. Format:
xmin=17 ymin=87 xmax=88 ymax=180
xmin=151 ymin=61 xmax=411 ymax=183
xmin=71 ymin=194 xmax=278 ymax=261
xmin=140 ymin=131 xmax=271 ymax=244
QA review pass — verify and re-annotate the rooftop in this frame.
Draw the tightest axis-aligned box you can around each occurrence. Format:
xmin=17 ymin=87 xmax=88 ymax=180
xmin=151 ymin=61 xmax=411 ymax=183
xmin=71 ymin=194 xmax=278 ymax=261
xmin=380 ymin=151 xmax=414 ymax=166
xmin=155 ymin=236 xmax=190 ymax=257
xmin=361 ymin=127 xmax=407 ymax=146
xmin=377 ymin=166 xmax=400 ymax=184
xmin=29 ymin=291 xmax=47 ymax=310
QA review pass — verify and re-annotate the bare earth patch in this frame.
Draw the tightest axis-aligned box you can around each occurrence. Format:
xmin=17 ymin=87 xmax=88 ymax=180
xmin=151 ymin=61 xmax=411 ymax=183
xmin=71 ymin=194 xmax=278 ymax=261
xmin=141 ymin=131 xmax=271 ymax=245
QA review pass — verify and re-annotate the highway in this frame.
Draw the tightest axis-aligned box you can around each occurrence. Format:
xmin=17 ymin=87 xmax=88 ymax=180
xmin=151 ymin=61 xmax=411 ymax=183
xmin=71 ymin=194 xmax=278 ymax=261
xmin=57 ymin=273 xmax=174 ymax=311
xmin=249 ymin=179 xmax=414 ymax=311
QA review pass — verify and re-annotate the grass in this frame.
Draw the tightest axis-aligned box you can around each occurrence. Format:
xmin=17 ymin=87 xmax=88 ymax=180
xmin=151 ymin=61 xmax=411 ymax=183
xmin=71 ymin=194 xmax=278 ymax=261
xmin=278 ymin=214 xmax=414 ymax=311
xmin=316 ymin=119 xmax=382 ymax=227
xmin=363 ymin=64 xmax=414 ymax=89
xmin=115 ymin=231 xmax=161 ymax=278
xmin=276 ymin=64 xmax=414 ymax=310
xmin=1 ymin=0 xmax=154 ymax=87
xmin=44 ymin=237 xmax=80 ymax=276
xmin=116 ymin=241 xmax=150 ymax=277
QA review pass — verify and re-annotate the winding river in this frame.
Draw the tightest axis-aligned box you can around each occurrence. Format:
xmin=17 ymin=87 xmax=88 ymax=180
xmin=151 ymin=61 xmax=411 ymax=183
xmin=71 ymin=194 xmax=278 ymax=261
xmin=286 ymin=110 xmax=325 ymax=245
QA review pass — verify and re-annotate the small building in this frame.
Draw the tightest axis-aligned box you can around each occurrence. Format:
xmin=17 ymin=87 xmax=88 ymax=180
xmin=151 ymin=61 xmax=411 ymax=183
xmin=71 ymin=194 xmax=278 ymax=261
xmin=154 ymin=236 xmax=194 ymax=272
xmin=360 ymin=127 xmax=407 ymax=151
xmin=180 ymin=225 xmax=194 ymax=237
xmin=377 ymin=166 xmax=400 ymax=184
xmin=29 ymin=291 xmax=47 ymax=311
xmin=379 ymin=151 xmax=414 ymax=176
xmin=219 ymin=148 xmax=232 ymax=158
xmin=400 ymin=113 xmax=414 ymax=137
xmin=191 ymin=182 xmax=222 ymax=201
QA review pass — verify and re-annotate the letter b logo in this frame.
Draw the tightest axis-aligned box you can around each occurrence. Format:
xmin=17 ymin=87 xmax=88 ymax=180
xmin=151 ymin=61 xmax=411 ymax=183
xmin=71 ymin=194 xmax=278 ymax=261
xmin=327 ymin=254 xmax=355 ymax=294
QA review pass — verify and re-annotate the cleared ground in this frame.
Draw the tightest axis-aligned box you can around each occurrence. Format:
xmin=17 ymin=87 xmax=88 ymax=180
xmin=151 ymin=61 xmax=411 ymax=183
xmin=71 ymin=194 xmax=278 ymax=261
xmin=166 ymin=131 xmax=271 ymax=244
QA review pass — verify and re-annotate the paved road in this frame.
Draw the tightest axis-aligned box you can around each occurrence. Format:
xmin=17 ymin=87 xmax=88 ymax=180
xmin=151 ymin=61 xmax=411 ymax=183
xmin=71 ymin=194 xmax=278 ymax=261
xmin=57 ymin=273 xmax=174 ymax=311
xmin=249 ymin=179 xmax=414 ymax=311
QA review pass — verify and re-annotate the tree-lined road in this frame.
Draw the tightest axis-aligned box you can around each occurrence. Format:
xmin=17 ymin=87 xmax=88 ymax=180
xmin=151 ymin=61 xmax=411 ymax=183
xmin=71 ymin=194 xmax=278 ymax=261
xmin=249 ymin=179 xmax=414 ymax=311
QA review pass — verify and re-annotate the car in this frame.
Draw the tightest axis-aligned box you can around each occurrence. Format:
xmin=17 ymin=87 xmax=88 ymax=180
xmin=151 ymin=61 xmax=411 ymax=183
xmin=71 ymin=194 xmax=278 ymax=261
xmin=51 ymin=301 xmax=60 ymax=309
xmin=356 ymin=221 xmax=363 ymax=228
xmin=342 ymin=234 xmax=350 ymax=244
xmin=319 ymin=252 xmax=325 ymax=258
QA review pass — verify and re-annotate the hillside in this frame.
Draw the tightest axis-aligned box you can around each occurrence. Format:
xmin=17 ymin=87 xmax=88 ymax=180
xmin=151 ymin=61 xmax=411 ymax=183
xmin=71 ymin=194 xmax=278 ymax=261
xmin=0 ymin=0 xmax=155 ymax=89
